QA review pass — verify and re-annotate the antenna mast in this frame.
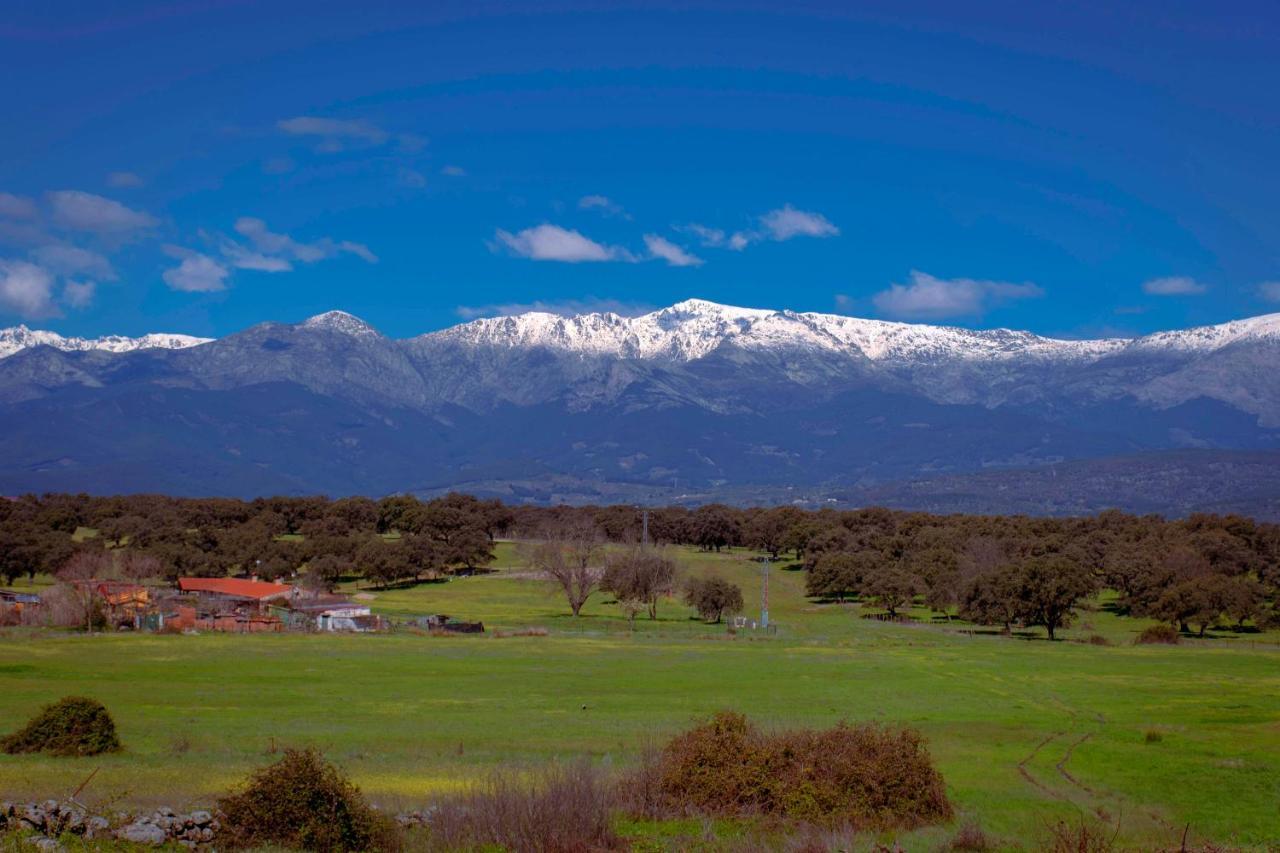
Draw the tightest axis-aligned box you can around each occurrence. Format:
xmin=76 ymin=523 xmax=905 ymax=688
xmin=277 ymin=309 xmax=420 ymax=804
xmin=761 ymin=558 xmax=770 ymax=628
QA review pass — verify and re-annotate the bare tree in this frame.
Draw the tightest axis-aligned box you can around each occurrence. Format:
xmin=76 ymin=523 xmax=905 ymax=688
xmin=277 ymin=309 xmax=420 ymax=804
xmin=523 ymin=522 xmax=605 ymax=617
xmin=602 ymin=547 xmax=678 ymax=620
xmin=56 ymin=549 xmax=114 ymax=632
xmin=120 ymin=551 xmax=164 ymax=581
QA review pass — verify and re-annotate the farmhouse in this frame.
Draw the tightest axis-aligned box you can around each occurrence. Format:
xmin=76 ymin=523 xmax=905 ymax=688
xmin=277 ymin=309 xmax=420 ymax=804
xmin=275 ymin=594 xmax=380 ymax=632
xmin=170 ymin=577 xmax=293 ymax=633
xmin=176 ymin=577 xmax=294 ymax=603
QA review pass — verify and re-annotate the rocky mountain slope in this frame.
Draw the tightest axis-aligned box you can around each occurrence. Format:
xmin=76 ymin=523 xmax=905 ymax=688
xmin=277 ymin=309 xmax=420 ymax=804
xmin=1 ymin=300 xmax=1277 ymax=512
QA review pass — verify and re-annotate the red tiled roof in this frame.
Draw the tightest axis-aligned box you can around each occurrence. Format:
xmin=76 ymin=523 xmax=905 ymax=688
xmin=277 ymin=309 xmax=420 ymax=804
xmin=178 ymin=577 xmax=293 ymax=600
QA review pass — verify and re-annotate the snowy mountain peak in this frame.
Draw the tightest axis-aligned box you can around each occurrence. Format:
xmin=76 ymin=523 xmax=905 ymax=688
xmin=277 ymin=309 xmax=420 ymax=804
xmin=0 ymin=325 xmax=212 ymax=360
xmin=416 ymin=300 xmax=1280 ymax=370
xmin=302 ymin=310 xmax=381 ymax=337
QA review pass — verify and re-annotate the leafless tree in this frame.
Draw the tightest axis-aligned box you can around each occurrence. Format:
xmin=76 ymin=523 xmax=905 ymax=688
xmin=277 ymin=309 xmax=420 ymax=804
xmin=120 ymin=551 xmax=164 ymax=581
xmin=602 ymin=547 xmax=678 ymax=620
xmin=55 ymin=550 xmax=114 ymax=632
xmin=522 ymin=521 xmax=605 ymax=617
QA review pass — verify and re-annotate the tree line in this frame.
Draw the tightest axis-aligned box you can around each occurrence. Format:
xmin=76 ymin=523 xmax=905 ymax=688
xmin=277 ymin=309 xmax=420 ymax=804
xmin=1 ymin=494 xmax=1276 ymax=635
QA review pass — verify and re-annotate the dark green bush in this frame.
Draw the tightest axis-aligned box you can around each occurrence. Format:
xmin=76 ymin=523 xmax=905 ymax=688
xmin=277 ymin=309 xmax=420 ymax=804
xmin=217 ymin=748 xmax=399 ymax=852
xmin=0 ymin=696 xmax=120 ymax=757
xmin=636 ymin=711 xmax=953 ymax=829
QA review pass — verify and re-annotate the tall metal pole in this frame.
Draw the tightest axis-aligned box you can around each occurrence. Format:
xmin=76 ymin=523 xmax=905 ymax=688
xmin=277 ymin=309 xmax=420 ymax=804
xmin=761 ymin=558 xmax=770 ymax=628
xmin=642 ymin=509 xmax=650 ymax=546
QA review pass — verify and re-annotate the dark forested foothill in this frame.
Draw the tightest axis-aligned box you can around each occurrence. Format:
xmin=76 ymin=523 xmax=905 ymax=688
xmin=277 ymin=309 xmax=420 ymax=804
xmin=1 ymin=494 xmax=1276 ymax=637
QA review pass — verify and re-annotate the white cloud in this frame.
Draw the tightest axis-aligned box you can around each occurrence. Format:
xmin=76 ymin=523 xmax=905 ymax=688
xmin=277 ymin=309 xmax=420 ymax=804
xmin=31 ymin=245 xmax=116 ymax=280
xmin=682 ymin=206 xmax=839 ymax=252
xmin=677 ymin=223 xmax=727 ymax=248
xmin=758 ymin=205 xmax=839 ymax=241
xmin=441 ymin=165 xmax=467 ymax=177
xmin=0 ymin=192 xmax=38 ymax=220
xmin=277 ymin=116 xmax=389 ymax=147
xmin=872 ymin=270 xmax=1044 ymax=320
xmin=455 ymin=297 xmax=654 ymax=320
xmin=106 ymin=171 xmax=143 ymax=188
xmin=0 ymin=259 xmax=58 ymax=318
xmin=62 ymin=280 xmax=96 ymax=309
xmin=578 ymin=195 xmax=630 ymax=219
xmin=162 ymin=248 xmax=230 ymax=293
xmin=222 ymin=245 xmax=293 ymax=272
xmin=1258 ymin=281 xmax=1280 ymax=303
xmin=232 ymin=217 xmax=377 ymax=265
xmin=47 ymin=190 xmax=157 ymax=234
xmin=493 ymin=224 xmax=633 ymax=263
xmin=644 ymin=234 xmax=703 ymax=267
xmin=1142 ymin=276 xmax=1207 ymax=296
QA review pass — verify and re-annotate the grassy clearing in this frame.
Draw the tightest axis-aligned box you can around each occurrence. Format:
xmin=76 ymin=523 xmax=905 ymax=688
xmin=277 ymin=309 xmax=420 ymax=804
xmin=1 ymin=546 xmax=1278 ymax=849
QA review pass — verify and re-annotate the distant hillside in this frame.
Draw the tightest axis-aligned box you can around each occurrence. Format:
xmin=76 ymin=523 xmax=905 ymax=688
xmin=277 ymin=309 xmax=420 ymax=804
xmin=844 ymin=450 xmax=1280 ymax=520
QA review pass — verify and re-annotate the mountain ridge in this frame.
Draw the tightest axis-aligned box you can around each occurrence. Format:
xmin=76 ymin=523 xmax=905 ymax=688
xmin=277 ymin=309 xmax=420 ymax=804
xmin=1 ymin=299 xmax=1277 ymax=510
xmin=7 ymin=299 xmax=1280 ymax=364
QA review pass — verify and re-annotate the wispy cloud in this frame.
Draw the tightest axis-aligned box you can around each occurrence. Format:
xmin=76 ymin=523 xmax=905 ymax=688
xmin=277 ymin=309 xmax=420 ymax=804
xmin=440 ymin=165 xmax=467 ymax=177
xmin=455 ymin=297 xmax=655 ymax=320
xmin=277 ymin=116 xmax=388 ymax=149
xmin=31 ymin=244 xmax=116 ymax=280
xmin=644 ymin=234 xmax=702 ymax=267
xmin=872 ymin=271 xmax=1043 ymax=320
xmin=161 ymin=246 xmax=230 ymax=293
xmin=676 ymin=223 xmax=728 ymax=248
xmin=493 ymin=224 xmax=634 ymax=263
xmin=262 ymin=157 xmax=295 ymax=175
xmin=106 ymin=171 xmax=143 ymax=188
xmin=276 ymin=115 xmax=422 ymax=154
xmin=1142 ymin=276 xmax=1207 ymax=296
xmin=47 ymin=190 xmax=156 ymax=234
xmin=681 ymin=205 xmax=839 ymax=252
xmin=398 ymin=168 xmax=427 ymax=189
xmin=1258 ymin=281 xmax=1280 ymax=303
xmin=0 ymin=192 xmax=38 ymax=220
xmin=62 ymin=280 xmax=96 ymax=309
xmin=758 ymin=205 xmax=839 ymax=241
xmin=0 ymin=258 xmax=58 ymax=318
xmin=578 ymin=195 xmax=630 ymax=219
xmin=230 ymin=217 xmax=377 ymax=267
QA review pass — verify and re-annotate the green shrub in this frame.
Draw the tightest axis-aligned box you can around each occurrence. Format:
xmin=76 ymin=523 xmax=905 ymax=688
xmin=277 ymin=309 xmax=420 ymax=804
xmin=1135 ymin=624 xmax=1180 ymax=645
xmin=218 ymin=748 xmax=398 ymax=852
xmin=0 ymin=696 xmax=120 ymax=757
xmin=637 ymin=711 xmax=952 ymax=829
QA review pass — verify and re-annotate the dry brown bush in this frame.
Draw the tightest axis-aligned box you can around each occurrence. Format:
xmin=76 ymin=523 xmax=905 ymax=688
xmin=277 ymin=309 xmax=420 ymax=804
xmin=1136 ymin=624 xmax=1181 ymax=645
xmin=424 ymin=760 xmax=620 ymax=852
xmin=628 ymin=711 xmax=952 ymax=830
xmin=1042 ymin=815 xmax=1119 ymax=853
xmin=943 ymin=820 xmax=993 ymax=851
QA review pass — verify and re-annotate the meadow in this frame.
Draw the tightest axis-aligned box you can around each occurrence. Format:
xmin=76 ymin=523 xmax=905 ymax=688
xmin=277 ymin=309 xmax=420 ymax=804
xmin=1 ymin=544 xmax=1278 ymax=850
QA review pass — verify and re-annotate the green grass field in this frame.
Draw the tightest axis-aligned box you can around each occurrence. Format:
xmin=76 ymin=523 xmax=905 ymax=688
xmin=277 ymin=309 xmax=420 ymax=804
xmin=2 ymin=545 xmax=1278 ymax=849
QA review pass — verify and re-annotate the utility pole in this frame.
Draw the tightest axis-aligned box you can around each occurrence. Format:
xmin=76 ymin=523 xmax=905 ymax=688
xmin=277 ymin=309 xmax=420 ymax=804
xmin=761 ymin=558 xmax=770 ymax=628
xmin=641 ymin=508 xmax=650 ymax=546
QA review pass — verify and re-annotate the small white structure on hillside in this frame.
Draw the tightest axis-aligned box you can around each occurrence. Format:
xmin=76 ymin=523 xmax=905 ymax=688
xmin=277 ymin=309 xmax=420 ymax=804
xmin=316 ymin=604 xmax=375 ymax=632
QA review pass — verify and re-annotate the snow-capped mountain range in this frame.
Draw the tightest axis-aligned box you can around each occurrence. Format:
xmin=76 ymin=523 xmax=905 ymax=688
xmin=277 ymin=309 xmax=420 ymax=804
xmin=10 ymin=298 xmax=1278 ymax=366
xmin=1 ymin=299 xmax=1278 ymax=510
xmin=0 ymin=324 xmax=211 ymax=360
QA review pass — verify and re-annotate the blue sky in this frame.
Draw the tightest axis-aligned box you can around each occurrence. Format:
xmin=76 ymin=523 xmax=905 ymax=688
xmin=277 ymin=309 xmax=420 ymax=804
xmin=2 ymin=1 xmax=1278 ymax=340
